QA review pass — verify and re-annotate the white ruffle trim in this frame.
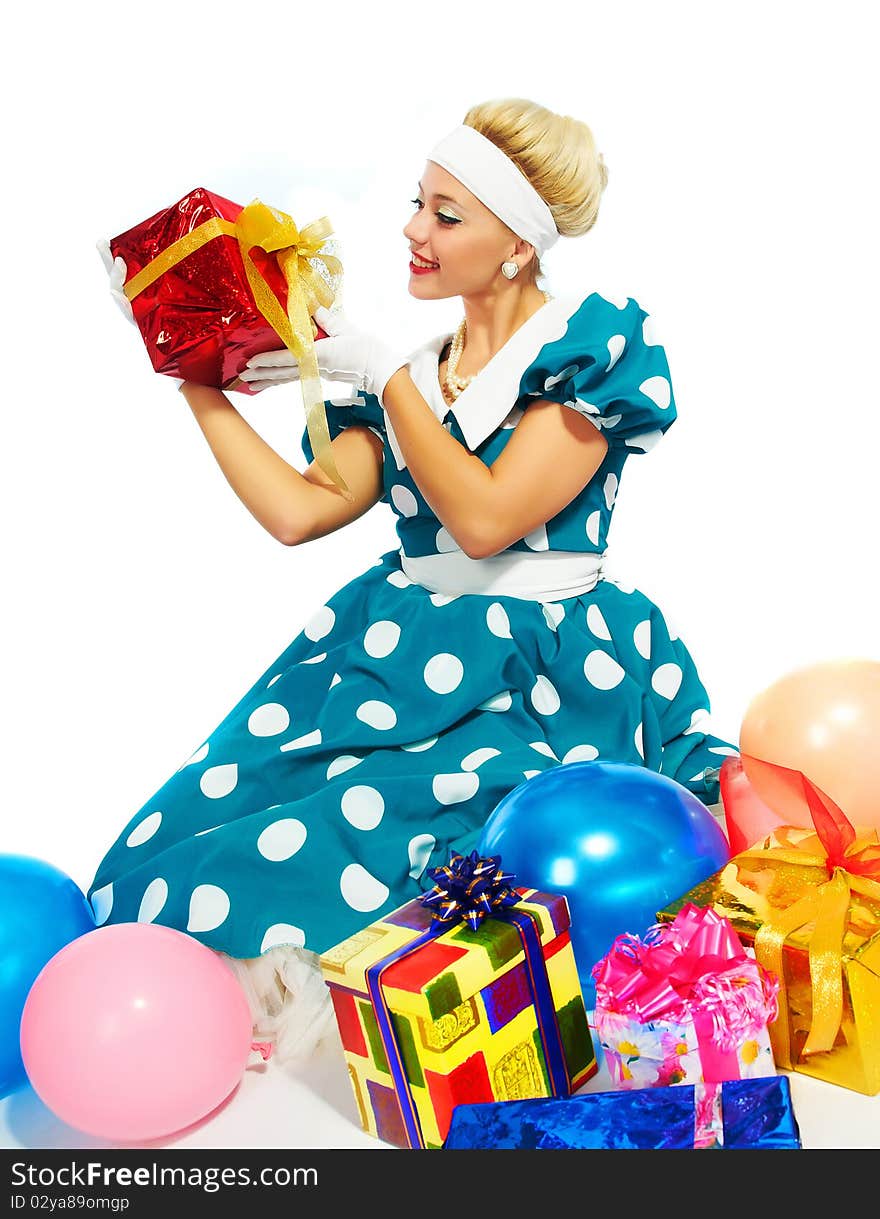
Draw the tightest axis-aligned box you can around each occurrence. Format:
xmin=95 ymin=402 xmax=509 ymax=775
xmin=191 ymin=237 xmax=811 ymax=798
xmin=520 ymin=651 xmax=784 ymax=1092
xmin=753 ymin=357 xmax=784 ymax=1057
xmin=215 ymin=945 xmax=341 ymax=1069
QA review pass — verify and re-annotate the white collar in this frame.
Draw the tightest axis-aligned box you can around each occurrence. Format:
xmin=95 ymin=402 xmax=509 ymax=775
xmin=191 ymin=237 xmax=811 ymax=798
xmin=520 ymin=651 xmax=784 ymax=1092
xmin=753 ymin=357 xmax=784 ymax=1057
xmin=385 ymin=295 xmax=583 ymax=471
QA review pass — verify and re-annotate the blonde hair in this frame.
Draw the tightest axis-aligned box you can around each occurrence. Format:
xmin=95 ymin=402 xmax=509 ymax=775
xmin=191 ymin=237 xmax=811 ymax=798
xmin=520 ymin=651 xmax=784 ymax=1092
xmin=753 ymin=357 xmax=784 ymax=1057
xmin=462 ymin=97 xmax=608 ymax=280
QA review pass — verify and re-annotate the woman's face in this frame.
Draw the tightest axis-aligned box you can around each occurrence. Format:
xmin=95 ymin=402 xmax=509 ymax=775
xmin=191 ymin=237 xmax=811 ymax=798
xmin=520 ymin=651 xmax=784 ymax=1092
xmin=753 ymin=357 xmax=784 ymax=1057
xmin=403 ymin=161 xmax=529 ymax=299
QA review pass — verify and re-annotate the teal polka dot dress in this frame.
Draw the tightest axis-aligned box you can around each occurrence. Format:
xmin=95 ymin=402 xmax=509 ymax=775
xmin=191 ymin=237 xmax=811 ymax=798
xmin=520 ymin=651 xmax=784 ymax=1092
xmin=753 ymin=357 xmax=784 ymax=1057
xmin=88 ymin=293 xmax=736 ymax=960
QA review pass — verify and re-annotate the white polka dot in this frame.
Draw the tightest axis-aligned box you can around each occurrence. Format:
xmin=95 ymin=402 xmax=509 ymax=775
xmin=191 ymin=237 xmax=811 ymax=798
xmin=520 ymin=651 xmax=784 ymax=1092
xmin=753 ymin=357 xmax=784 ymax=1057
xmin=280 ymin=728 xmax=323 ymax=751
xmin=531 ymin=675 xmax=561 ymax=715
xmin=542 ymin=603 xmax=565 ymax=631
xmin=260 ymin=924 xmax=306 ymax=952
xmin=424 ymin=653 xmax=464 ymax=694
xmin=462 ymin=747 xmax=501 ymax=770
xmin=248 ymin=702 xmax=290 ymax=737
xmin=479 ymin=690 xmax=512 ymax=712
xmin=341 ymin=785 xmax=385 ymax=830
xmin=544 ymin=364 xmax=579 ymax=391
xmin=340 ymin=864 xmax=390 ymax=912
xmin=652 ymin=662 xmax=683 ymax=700
xmin=429 ymin=592 xmax=460 ymax=606
xmin=606 ymin=334 xmax=625 ymax=371
xmin=435 ymin=526 xmax=458 ymax=552
xmin=387 ymin=570 xmax=414 ymax=588
xmin=529 ymin=741 xmax=558 ymax=759
xmin=709 ymin=745 xmax=739 ymax=757
xmin=642 ymin=315 xmax=661 ymax=346
xmin=390 ymin=484 xmax=418 ymax=516
xmin=126 ymin=811 xmax=162 ymax=848
xmin=603 ymin=473 xmax=618 ymax=510
xmin=634 ymin=722 xmax=644 ymax=758
xmin=187 ymin=884 xmax=230 ymax=933
xmin=90 ymin=883 xmax=113 ymax=925
xmin=401 ymin=736 xmax=438 ymax=752
xmin=408 ymin=834 xmax=436 ymax=880
xmin=138 ymin=878 xmax=168 ymax=923
xmin=501 ymin=406 xmax=524 ymax=429
xmin=364 ymin=620 xmax=401 ymax=658
xmin=267 ymin=674 xmax=282 ymax=687
xmin=178 ymin=741 xmax=209 ymax=770
xmin=563 ymin=744 xmax=599 ymax=763
xmin=683 ymin=709 xmax=711 ymax=736
xmin=633 ymin=620 xmax=652 ymax=660
xmin=523 ymin=769 xmax=542 ymax=780
xmin=524 ymin=524 xmax=549 ymax=551
xmin=639 ymin=376 xmax=672 ymax=409
xmin=330 ymin=672 xmax=342 ymax=688
xmin=258 ymin=818 xmax=308 ymax=861
xmin=584 ymin=651 xmax=626 ymax=690
xmin=625 ymin=429 xmax=664 ymax=453
xmin=600 ymin=413 xmax=623 ymax=430
xmin=587 ymin=604 xmax=612 ymax=640
xmin=585 ymin=511 xmax=601 ymax=546
xmin=200 ymin=763 xmax=238 ymax=799
xmin=487 ymin=602 xmax=512 ymax=638
xmin=327 ymin=754 xmax=364 ymax=778
xmin=304 ymin=605 xmax=335 ymax=641
xmin=433 ymin=771 xmax=480 ymax=804
xmin=356 ymin=700 xmax=397 ymax=730
xmin=301 ymin=652 xmax=327 ymax=665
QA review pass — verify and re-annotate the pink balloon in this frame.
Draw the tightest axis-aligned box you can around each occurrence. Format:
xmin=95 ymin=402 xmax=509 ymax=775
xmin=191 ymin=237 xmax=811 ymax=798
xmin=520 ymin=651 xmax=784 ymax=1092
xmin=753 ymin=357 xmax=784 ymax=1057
xmin=20 ymin=923 xmax=254 ymax=1142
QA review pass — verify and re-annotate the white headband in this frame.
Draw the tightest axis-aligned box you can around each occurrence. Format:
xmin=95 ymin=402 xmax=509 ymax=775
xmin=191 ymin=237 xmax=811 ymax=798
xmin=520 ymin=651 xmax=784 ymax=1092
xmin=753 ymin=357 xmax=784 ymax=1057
xmin=427 ymin=124 xmax=559 ymax=257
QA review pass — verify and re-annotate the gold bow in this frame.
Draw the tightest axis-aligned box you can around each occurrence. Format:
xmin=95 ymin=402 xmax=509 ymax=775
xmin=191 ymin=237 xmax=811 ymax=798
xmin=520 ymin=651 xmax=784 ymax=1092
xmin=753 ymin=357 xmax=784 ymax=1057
xmin=738 ymin=758 xmax=880 ymax=1067
xmin=123 ymin=197 xmax=352 ymax=501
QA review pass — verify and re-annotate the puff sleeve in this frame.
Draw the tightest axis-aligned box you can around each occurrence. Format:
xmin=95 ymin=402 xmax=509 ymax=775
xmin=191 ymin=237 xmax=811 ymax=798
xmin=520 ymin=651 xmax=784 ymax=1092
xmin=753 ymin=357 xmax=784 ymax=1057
xmin=300 ymin=390 xmax=386 ymax=463
xmin=524 ymin=294 xmax=677 ymax=455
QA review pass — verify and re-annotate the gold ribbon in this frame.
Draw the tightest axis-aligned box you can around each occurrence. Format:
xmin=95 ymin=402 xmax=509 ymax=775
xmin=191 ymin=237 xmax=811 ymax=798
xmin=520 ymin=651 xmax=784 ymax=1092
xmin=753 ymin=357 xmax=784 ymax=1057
xmin=124 ymin=199 xmax=352 ymax=502
xmin=739 ymin=827 xmax=880 ymax=1067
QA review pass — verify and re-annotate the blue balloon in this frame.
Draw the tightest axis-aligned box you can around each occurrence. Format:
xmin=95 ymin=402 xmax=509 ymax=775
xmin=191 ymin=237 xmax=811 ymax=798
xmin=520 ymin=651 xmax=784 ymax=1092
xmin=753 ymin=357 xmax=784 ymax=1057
xmin=0 ymin=855 xmax=97 ymax=1097
xmin=478 ymin=761 xmax=730 ymax=1008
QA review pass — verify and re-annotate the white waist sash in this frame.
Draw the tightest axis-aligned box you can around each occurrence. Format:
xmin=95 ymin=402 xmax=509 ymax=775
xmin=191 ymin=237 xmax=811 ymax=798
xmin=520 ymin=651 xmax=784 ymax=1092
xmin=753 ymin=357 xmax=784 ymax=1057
xmin=399 ymin=547 xmax=606 ymax=601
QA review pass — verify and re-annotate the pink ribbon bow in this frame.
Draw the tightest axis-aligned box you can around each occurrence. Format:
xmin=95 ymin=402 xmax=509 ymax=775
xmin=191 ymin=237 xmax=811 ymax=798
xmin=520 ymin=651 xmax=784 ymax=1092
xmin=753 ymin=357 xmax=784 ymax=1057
xmin=592 ymin=904 xmax=779 ymax=1080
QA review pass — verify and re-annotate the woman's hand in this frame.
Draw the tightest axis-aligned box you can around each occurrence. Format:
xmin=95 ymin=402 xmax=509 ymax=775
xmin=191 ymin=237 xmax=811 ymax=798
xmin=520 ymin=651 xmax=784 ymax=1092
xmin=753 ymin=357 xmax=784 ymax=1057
xmin=97 ymin=239 xmax=137 ymax=325
xmin=240 ymin=307 xmax=408 ymax=405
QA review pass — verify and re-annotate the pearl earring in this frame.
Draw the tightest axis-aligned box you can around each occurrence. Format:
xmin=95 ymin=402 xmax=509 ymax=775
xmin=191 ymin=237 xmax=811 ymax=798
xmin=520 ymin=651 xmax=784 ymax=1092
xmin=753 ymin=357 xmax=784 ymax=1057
xmin=501 ymin=260 xmax=519 ymax=280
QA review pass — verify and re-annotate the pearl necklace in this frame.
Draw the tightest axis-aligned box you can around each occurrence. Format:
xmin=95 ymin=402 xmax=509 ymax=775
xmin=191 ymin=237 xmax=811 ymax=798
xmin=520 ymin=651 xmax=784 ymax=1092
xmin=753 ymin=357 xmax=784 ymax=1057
xmin=443 ymin=291 xmax=552 ymax=401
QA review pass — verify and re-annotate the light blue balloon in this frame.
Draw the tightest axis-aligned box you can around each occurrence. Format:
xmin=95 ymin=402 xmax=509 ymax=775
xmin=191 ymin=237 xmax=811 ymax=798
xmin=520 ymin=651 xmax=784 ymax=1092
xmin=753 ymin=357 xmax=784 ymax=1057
xmin=0 ymin=854 xmax=97 ymax=1096
xmin=478 ymin=761 xmax=730 ymax=1007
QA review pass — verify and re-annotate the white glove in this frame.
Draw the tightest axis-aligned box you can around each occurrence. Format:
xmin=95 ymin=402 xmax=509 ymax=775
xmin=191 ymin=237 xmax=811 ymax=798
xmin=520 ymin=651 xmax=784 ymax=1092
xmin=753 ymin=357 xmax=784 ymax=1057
xmin=239 ymin=306 xmax=408 ymax=405
xmin=97 ymin=238 xmax=136 ymax=325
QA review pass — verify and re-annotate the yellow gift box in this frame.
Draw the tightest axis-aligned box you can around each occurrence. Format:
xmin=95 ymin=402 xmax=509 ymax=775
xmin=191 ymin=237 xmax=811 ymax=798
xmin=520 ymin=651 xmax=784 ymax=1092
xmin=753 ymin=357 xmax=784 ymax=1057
xmin=658 ymin=764 xmax=880 ymax=1095
xmin=319 ymin=856 xmax=596 ymax=1148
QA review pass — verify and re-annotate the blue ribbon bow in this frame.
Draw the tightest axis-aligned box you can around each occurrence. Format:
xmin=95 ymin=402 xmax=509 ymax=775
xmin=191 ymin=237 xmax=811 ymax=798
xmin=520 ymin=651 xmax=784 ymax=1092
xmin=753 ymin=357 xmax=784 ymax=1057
xmin=420 ymin=850 xmax=520 ymax=931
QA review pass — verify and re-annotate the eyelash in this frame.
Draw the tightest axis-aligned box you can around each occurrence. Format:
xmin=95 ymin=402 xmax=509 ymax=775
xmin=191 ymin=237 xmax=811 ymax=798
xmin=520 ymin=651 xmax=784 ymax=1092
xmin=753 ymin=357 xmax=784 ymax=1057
xmin=410 ymin=198 xmax=461 ymax=225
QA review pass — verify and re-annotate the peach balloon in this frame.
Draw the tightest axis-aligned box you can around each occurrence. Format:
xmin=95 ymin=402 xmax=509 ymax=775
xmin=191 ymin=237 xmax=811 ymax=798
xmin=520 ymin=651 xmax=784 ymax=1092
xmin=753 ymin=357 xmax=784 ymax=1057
xmin=739 ymin=658 xmax=880 ymax=831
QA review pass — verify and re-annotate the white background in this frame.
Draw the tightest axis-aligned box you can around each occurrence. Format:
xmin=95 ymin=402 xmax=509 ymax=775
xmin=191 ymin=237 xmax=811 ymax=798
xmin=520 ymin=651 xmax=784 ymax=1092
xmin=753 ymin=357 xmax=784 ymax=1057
xmin=1 ymin=0 xmax=878 ymax=1151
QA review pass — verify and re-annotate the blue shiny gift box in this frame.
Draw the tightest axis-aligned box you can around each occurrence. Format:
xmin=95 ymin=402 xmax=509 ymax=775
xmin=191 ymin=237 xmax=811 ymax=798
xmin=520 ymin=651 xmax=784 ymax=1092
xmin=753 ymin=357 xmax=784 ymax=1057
xmin=443 ymin=1077 xmax=801 ymax=1150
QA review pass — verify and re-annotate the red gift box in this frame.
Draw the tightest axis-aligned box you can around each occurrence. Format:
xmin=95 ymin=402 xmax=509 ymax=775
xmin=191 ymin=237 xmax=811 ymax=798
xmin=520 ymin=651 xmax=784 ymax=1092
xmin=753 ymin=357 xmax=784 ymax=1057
xmin=109 ymin=186 xmax=338 ymax=393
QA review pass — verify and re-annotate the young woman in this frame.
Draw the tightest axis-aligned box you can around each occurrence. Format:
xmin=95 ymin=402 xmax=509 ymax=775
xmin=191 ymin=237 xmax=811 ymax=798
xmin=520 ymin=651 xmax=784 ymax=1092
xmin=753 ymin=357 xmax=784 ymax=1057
xmin=93 ymin=98 xmax=735 ymax=1061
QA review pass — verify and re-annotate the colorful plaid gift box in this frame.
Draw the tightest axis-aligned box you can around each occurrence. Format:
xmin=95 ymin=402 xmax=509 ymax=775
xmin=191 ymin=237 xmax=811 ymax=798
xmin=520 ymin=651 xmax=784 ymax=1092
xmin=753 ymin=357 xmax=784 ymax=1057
xmin=319 ymin=853 xmax=597 ymax=1148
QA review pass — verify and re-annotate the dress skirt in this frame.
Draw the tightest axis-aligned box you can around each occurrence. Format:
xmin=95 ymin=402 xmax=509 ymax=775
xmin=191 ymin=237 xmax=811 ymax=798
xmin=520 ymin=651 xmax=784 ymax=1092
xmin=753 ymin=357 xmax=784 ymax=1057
xmin=87 ymin=547 xmax=733 ymax=960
